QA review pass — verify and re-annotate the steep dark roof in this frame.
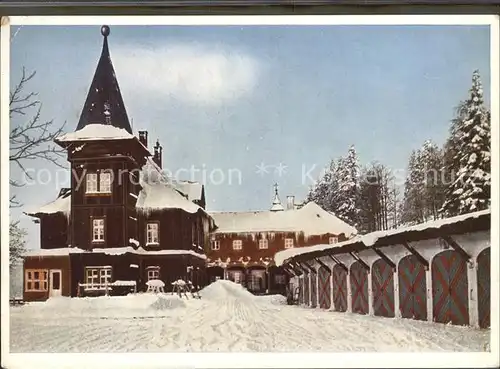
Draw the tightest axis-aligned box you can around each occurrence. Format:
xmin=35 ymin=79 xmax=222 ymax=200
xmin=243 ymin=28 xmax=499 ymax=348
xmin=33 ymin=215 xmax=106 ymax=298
xmin=76 ymin=25 xmax=132 ymax=134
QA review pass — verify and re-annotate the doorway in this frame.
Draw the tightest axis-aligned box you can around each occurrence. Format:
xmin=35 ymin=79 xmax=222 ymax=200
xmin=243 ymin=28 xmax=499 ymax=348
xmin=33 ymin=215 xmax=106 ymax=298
xmin=49 ymin=269 xmax=62 ymax=297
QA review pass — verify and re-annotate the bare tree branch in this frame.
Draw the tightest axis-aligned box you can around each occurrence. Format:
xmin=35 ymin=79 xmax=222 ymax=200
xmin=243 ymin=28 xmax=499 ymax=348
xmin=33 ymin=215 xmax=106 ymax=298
xmin=9 ymin=67 xmax=66 ymax=208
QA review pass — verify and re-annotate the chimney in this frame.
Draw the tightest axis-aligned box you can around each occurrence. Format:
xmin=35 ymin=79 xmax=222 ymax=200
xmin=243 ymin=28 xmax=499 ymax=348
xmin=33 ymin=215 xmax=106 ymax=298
xmin=286 ymin=196 xmax=295 ymax=210
xmin=153 ymin=139 xmax=163 ymax=169
xmin=138 ymin=130 xmax=148 ymax=148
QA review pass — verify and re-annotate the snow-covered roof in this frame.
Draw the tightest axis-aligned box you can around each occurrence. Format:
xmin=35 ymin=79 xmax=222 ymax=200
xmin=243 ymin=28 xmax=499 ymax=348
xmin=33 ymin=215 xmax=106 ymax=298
xmin=24 ymin=246 xmax=207 ymax=260
xmin=211 ymin=201 xmax=357 ymax=237
xmin=136 ymin=181 xmax=202 ymax=214
xmin=274 ymin=209 xmax=491 ymax=266
xmin=24 ymin=189 xmax=71 ymax=217
xmin=55 ymin=124 xmax=135 ymax=142
xmin=24 ymin=158 xmax=207 ymax=219
xmin=23 ymin=248 xmax=85 ymax=257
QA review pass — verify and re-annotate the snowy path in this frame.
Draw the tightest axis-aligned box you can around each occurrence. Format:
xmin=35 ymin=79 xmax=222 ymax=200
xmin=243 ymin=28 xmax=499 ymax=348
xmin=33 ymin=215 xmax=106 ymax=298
xmin=10 ymin=281 xmax=489 ymax=352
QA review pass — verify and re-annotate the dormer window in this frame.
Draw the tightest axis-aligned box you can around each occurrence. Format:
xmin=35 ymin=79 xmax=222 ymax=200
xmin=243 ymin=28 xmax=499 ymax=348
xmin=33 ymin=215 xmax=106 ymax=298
xmin=329 ymin=236 xmax=338 ymax=245
xmin=146 ymin=222 xmax=159 ymax=245
xmin=85 ymin=170 xmax=112 ymax=194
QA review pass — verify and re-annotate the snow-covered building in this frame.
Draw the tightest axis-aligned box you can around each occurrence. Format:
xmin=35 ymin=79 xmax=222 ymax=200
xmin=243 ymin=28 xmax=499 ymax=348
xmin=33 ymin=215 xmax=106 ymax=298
xmin=207 ymin=184 xmax=357 ymax=294
xmin=23 ymin=26 xmax=215 ymax=301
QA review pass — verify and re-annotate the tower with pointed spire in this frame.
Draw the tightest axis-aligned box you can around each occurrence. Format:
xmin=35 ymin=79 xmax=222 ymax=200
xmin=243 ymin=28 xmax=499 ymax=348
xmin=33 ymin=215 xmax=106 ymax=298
xmin=270 ymin=183 xmax=284 ymax=212
xmin=22 ymin=26 xmax=214 ymax=302
xmin=76 ymin=25 xmax=133 ymax=134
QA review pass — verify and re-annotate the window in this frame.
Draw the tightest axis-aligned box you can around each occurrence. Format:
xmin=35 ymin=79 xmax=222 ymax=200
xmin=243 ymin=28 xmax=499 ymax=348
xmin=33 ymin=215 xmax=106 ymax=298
xmin=232 ymin=240 xmax=242 ymax=250
xmin=92 ymin=218 xmax=105 ymax=243
xmin=211 ymin=240 xmax=220 ymax=250
xmin=329 ymin=236 xmax=338 ymax=245
xmin=25 ymin=269 xmax=48 ymax=291
xmin=147 ymin=266 xmax=160 ymax=281
xmin=85 ymin=267 xmax=112 ymax=290
xmin=229 ymin=270 xmax=243 ymax=284
xmin=274 ymin=274 xmax=286 ymax=285
xmin=146 ymin=223 xmax=159 ymax=245
xmin=85 ymin=170 xmax=112 ymax=194
xmin=258 ymin=238 xmax=268 ymax=249
xmin=284 ymin=238 xmax=294 ymax=249
xmin=86 ymin=173 xmax=98 ymax=193
xmin=99 ymin=172 xmax=112 ymax=193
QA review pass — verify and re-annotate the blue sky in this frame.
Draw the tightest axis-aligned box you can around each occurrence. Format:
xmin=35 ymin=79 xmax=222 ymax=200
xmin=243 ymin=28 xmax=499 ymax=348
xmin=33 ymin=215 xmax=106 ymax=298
xmin=10 ymin=25 xmax=491 ymax=249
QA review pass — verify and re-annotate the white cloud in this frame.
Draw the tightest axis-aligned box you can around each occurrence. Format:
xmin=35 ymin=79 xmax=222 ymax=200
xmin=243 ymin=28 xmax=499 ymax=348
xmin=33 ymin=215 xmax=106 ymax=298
xmin=112 ymin=43 xmax=259 ymax=105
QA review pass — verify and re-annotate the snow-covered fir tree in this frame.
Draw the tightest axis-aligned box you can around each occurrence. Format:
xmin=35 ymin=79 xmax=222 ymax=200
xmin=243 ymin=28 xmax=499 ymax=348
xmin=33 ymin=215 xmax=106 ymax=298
xmin=334 ymin=145 xmax=360 ymax=228
xmin=420 ymin=140 xmax=445 ymax=220
xmin=440 ymin=70 xmax=491 ymax=216
xmin=307 ymin=146 xmax=360 ymax=227
xmin=306 ymin=160 xmax=337 ymax=212
xmin=401 ymin=150 xmax=426 ymax=225
xmin=357 ymin=162 xmax=394 ymax=233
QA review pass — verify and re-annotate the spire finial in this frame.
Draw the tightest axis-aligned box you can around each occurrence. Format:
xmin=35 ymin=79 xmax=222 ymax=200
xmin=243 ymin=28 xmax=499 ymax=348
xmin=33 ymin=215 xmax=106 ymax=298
xmin=101 ymin=25 xmax=110 ymax=37
xmin=270 ymin=182 xmax=284 ymax=212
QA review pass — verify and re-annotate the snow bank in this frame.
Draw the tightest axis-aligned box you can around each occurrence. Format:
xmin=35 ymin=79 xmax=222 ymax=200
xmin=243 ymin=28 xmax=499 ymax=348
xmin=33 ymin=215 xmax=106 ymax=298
xmin=27 ymin=293 xmax=186 ymax=318
xmin=200 ymin=280 xmax=256 ymax=301
xmin=256 ymin=294 xmax=287 ymax=306
xmin=150 ymin=295 xmax=186 ymax=310
xmin=211 ymin=201 xmax=357 ymax=238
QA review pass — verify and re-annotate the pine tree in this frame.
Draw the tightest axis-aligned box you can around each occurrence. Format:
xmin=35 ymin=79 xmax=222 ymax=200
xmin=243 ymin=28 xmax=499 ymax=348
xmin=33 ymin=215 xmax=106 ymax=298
xmin=335 ymin=145 xmax=360 ymax=228
xmin=307 ymin=160 xmax=337 ymax=212
xmin=401 ymin=150 xmax=426 ymax=225
xmin=10 ymin=220 xmax=27 ymax=269
xmin=441 ymin=70 xmax=491 ymax=216
xmin=357 ymin=162 xmax=393 ymax=233
xmin=420 ymin=140 xmax=445 ymax=220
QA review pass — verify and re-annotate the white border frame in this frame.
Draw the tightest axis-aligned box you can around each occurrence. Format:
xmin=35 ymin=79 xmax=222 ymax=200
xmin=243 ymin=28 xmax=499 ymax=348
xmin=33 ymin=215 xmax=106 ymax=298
xmin=1 ymin=14 xmax=499 ymax=369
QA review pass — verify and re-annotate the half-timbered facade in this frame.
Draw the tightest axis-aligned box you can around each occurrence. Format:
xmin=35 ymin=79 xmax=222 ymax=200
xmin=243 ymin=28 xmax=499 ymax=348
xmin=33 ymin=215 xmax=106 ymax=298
xmin=23 ymin=26 xmax=214 ymax=301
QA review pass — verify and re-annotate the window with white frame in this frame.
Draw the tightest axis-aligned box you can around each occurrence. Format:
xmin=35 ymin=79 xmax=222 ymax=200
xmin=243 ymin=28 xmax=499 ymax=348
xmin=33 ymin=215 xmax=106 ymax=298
xmin=85 ymin=171 xmax=112 ymax=194
xmin=284 ymin=238 xmax=294 ymax=249
xmin=92 ymin=218 xmax=105 ymax=242
xmin=85 ymin=267 xmax=112 ymax=289
xmin=329 ymin=236 xmax=338 ymax=245
xmin=258 ymin=238 xmax=268 ymax=249
xmin=147 ymin=266 xmax=160 ymax=281
xmin=146 ymin=223 xmax=159 ymax=245
xmin=212 ymin=240 xmax=220 ymax=250
xmin=86 ymin=173 xmax=98 ymax=193
xmin=25 ymin=269 xmax=48 ymax=291
xmin=99 ymin=172 xmax=112 ymax=193
xmin=232 ymin=240 xmax=243 ymax=250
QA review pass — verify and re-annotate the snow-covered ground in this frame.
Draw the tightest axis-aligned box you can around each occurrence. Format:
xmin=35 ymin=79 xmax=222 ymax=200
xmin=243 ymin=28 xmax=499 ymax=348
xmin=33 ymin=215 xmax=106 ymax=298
xmin=10 ymin=281 xmax=489 ymax=352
